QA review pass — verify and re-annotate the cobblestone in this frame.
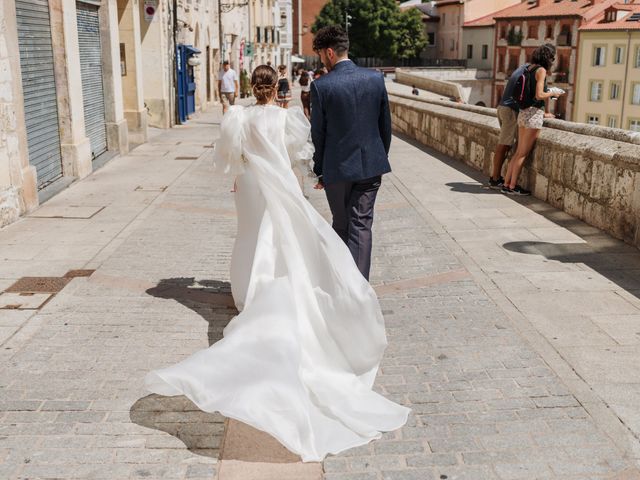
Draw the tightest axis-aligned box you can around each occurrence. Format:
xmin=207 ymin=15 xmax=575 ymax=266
xmin=0 ymin=107 xmax=637 ymax=479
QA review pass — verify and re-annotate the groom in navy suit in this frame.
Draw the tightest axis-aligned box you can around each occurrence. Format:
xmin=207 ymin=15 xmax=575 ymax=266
xmin=310 ymin=26 xmax=392 ymax=281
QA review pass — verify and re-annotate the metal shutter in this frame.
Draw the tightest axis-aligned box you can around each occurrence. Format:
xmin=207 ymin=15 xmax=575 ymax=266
xmin=15 ymin=0 xmax=63 ymax=189
xmin=76 ymin=2 xmax=107 ymax=159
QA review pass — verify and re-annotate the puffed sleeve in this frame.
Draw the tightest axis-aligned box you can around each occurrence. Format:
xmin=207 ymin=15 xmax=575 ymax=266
xmin=285 ymin=107 xmax=315 ymax=168
xmin=213 ymin=106 xmax=244 ymax=175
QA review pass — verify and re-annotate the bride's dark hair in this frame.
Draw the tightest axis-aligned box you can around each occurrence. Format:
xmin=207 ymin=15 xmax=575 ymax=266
xmin=251 ymin=65 xmax=278 ymax=104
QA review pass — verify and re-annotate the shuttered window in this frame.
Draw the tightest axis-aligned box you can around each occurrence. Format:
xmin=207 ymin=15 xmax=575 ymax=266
xmin=76 ymin=1 xmax=108 ymax=159
xmin=15 ymin=0 xmax=64 ymax=189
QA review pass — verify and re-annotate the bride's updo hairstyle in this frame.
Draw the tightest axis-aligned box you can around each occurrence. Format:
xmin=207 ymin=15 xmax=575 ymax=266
xmin=251 ymin=65 xmax=278 ymax=104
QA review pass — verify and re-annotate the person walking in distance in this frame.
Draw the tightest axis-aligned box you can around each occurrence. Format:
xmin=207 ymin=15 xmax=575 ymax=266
xmin=310 ymin=26 xmax=392 ymax=281
xmin=218 ymin=61 xmax=239 ymax=114
xmin=299 ymin=70 xmax=311 ymax=120
xmin=276 ymin=65 xmax=292 ymax=109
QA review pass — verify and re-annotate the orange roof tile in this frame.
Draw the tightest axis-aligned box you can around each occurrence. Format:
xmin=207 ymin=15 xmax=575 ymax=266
xmin=493 ymin=0 xmax=618 ymax=20
xmin=581 ymin=3 xmax=640 ymax=29
xmin=464 ymin=11 xmax=497 ymax=27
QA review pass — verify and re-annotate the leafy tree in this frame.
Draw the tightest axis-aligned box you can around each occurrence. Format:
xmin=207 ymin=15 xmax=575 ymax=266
xmin=312 ymin=0 xmax=425 ymax=59
xmin=391 ymin=9 xmax=427 ymax=59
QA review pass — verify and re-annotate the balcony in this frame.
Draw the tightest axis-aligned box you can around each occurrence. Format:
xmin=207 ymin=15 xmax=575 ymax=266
xmin=557 ymin=32 xmax=572 ymax=47
xmin=507 ymin=29 xmax=523 ymax=46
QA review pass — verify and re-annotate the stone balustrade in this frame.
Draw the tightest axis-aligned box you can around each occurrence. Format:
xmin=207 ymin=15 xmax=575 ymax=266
xmin=388 ymin=93 xmax=640 ymax=249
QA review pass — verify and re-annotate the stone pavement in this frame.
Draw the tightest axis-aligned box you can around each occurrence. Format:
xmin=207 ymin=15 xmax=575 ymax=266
xmin=0 ymin=97 xmax=639 ymax=479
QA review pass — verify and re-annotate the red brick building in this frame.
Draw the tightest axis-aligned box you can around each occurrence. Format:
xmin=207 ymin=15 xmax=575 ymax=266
xmin=292 ymin=0 xmax=329 ymax=57
xmin=492 ymin=0 xmax=617 ymax=120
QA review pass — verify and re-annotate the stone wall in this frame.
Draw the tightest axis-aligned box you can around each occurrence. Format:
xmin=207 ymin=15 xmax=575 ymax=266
xmin=389 ymin=94 xmax=640 ymax=249
xmin=396 ymin=68 xmax=493 ymax=105
xmin=396 ymin=69 xmax=464 ymax=101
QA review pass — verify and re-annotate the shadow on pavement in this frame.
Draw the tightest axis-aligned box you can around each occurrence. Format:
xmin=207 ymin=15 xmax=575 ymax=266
xmin=130 ymin=394 xmax=225 ymax=459
xmin=146 ymin=277 xmax=237 ymax=346
xmin=445 ymin=181 xmax=501 ymax=194
xmin=503 ymin=241 xmax=640 ymax=300
xmin=393 ymin=132 xmax=640 ymax=300
xmin=129 ymin=277 xmax=237 ymax=457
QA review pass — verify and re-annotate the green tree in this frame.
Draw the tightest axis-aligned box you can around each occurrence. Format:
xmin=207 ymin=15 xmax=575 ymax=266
xmin=312 ymin=0 xmax=425 ymax=59
xmin=391 ymin=9 xmax=427 ymax=59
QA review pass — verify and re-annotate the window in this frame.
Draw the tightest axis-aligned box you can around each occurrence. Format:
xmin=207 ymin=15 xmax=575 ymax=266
xmin=614 ymin=46 xmax=625 ymax=64
xmin=256 ymin=26 xmax=261 ymax=43
xmin=587 ymin=115 xmax=600 ymax=125
xmin=450 ymin=39 xmax=455 ymax=51
xmin=632 ymin=83 xmax=640 ymax=105
xmin=528 ymin=21 xmax=539 ymax=39
xmin=442 ymin=13 xmax=446 ymax=25
xmin=593 ymin=46 xmax=606 ymax=66
xmin=611 ymin=82 xmax=621 ymax=100
xmin=482 ymin=45 xmax=488 ymax=59
xmin=590 ymin=81 xmax=603 ymax=101
xmin=546 ymin=24 xmax=554 ymax=39
xmin=467 ymin=45 xmax=473 ymax=59
xmin=498 ymin=53 xmax=505 ymax=72
xmin=500 ymin=25 xmax=507 ymax=39
xmin=508 ymin=53 xmax=519 ymax=73
xmin=630 ymin=119 xmax=640 ymax=132
xmin=607 ymin=116 xmax=618 ymax=128
xmin=636 ymin=46 xmax=640 ymax=67
xmin=427 ymin=32 xmax=435 ymax=47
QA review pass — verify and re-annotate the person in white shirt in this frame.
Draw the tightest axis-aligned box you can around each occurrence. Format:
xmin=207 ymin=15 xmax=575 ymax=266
xmin=218 ymin=61 xmax=239 ymax=114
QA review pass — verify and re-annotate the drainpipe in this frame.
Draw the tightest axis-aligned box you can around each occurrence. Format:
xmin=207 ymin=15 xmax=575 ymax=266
xmin=297 ymin=0 xmax=302 ymax=55
xmin=620 ymin=30 xmax=631 ymax=127
xmin=218 ymin=0 xmax=223 ymax=62
xmin=172 ymin=0 xmax=179 ymax=125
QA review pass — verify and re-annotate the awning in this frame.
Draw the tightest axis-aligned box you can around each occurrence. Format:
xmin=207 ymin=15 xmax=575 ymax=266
xmin=291 ymin=55 xmax=305 ymax=63
xmin=184 ymin=45 xmax=201 ymax=55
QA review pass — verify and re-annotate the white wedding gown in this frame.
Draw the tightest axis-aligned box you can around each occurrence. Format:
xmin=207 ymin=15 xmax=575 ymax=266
xmin=145 ymin=105 xmax=410 ymax=461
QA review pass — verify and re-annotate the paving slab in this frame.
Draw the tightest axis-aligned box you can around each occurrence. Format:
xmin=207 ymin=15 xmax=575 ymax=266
xmin=0 ymin=99 xmax=638 ymax=480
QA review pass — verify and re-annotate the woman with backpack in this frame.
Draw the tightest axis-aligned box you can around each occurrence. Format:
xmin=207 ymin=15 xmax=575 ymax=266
xmin=502 ymin=44 xmax=564 ymax=195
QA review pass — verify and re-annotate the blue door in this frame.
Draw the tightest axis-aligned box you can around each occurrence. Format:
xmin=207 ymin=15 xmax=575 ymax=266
xmin=176 ymin=45 xmax=200 ymax=123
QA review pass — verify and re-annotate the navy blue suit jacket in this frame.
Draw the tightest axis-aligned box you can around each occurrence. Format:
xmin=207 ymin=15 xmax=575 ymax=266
xmin=310 ymin=60 xmax=392 ymax=185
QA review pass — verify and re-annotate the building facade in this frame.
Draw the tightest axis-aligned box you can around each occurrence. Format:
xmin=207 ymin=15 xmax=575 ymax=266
xmin=574 ymin=3 xmax=640 ymax=131
xmin=436 ymin=0 xmax=519 ymax=60
xmin=492 ymin=0 xmax=619 ymax=120
xmin=462 ymin=19 xmax=495 ymax=70
xmin=292 ymin=0 xmax=328 ymax=57
xmin=400 ymin=1 xmax=440 ymax=61
xmin=0 ymin=0 xmax=150 ymax=227
xmin=0 ymin=0 xmax=228 ymax=228
xmin=250 ymin=0 xmax=277 ymax=69
xmin=276 ymin=0 xmax=294 ymax=70
xmin=220 ymin=0 xmax=249 ymax=72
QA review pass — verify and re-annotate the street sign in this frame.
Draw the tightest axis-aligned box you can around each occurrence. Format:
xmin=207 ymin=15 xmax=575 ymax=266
xmin=144 ymin=0 xmax=158 ymax=22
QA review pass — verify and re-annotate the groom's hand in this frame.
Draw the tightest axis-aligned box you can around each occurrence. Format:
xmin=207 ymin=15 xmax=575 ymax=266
xmin=314 ymin=177 xmax=324 ymax=190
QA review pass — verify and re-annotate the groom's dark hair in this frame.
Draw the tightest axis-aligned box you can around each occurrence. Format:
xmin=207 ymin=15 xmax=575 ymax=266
xmin=313 ymin=26 xmax=349 ymax=54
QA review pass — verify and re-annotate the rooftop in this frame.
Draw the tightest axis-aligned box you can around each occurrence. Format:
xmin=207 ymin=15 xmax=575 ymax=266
xmin=493 ymin=0 xmax=618 ymax=20
xmin=581 ymin=2 xmax=640 ymax=30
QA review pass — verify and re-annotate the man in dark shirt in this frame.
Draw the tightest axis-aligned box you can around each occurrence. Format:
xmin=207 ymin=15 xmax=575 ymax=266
xmin=489 ymin=64 xmax=526 ymax=189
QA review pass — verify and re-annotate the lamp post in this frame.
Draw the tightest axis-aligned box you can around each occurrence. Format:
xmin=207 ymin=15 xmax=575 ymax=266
xmin=345 ymin=12 xmax=352 ymax=35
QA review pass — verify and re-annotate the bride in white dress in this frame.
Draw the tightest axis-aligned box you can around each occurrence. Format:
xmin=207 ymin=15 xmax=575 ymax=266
xmin=145 ymin=65 xmax=409 ymax=462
